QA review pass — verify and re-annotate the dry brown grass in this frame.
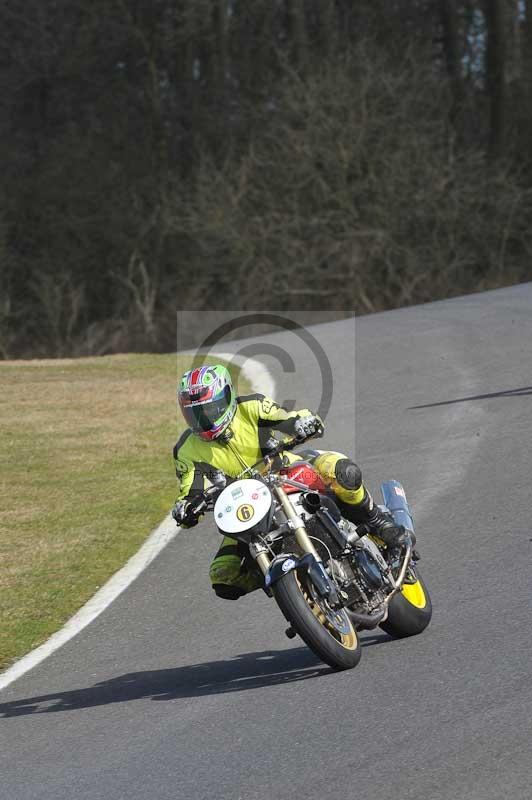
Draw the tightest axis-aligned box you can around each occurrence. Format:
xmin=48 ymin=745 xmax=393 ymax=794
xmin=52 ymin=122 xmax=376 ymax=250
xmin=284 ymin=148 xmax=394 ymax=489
xmin=0 ymin=353 xmax=249 ymax=671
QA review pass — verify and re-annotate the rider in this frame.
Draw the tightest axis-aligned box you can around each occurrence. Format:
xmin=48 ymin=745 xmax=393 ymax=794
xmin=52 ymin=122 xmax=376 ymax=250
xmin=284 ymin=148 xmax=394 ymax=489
xmin=172 ymin=364 xmax=406 ymax=600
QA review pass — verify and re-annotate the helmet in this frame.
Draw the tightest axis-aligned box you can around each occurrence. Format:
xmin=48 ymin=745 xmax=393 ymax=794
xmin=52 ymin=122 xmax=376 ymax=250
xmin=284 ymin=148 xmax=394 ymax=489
xmin=178 ymin=364 xmax=236 ymax=441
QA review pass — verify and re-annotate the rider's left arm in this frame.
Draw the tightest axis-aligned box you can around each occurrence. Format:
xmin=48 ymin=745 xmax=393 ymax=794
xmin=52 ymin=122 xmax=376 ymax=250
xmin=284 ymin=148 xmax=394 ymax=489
xmin=250 ymin=395 xmax=316 ymax=434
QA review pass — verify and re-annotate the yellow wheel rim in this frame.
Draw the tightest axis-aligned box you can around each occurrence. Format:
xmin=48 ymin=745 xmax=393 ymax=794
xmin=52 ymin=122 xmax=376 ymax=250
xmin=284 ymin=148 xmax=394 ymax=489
xmin=401 ymin=579 xmax=426 ymax=609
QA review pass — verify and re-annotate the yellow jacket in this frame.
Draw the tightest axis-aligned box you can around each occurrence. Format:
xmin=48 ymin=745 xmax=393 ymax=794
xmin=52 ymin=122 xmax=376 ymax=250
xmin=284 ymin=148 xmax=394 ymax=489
xmin=173 ymin=393 xmax=312 ymax=502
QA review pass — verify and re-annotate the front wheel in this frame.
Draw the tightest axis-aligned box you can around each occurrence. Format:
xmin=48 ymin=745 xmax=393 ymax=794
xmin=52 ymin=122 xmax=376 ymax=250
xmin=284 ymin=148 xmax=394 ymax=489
xmin=273 ymin=570 xmax=362 ymax=671
xmin=380 ymin=565 xmax=432 ymax=638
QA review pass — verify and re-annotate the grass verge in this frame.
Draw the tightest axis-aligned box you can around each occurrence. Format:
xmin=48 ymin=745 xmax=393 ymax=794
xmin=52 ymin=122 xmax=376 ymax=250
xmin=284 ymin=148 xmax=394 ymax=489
xmin=0 ymin=353 xmax=250 ymax=672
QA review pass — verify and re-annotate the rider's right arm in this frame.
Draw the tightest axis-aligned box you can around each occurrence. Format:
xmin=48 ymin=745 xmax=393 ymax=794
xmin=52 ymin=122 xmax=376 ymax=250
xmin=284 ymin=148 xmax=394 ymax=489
xmin=175 ymin=460 xmax=194 ymax=502
xmin=174 ymin=456 xmax=209 ymax=503
xmin=173 ymin=440 xmax=210 ymax=505
xmin=173 ymin=458 xmax=211 ymax=529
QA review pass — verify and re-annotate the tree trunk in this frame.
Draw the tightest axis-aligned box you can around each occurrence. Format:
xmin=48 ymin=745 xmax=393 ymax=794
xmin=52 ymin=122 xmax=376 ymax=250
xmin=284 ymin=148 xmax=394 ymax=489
xmin=440 ymin=0 xmax=462 ymax=122
xmin=524 ymin=0 xmax=532 ymax=153
xmin=485 ymin=0 xmax=507 ymax=159
xmin=316 ymin=0 xmax=338 ymax=59
xmin=213 ymin=0 xmax=228 ymax=105
xmin=289 ymin=0 xmax=307 ymax=70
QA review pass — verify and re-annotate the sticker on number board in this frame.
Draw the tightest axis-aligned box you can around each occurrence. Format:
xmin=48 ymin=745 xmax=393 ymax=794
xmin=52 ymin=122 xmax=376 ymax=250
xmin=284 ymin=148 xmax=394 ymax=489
xmin=236 ymin=504 xmax=255 ymax=522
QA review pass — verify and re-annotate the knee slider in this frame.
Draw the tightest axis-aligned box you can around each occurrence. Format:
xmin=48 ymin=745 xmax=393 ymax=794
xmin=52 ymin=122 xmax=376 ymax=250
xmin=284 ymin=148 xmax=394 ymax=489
xmin=334 ymin=458 xmax=362 ymax=491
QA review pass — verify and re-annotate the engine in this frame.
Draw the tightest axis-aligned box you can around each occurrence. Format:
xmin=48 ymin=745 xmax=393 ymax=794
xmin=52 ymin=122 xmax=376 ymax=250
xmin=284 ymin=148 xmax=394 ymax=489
xmin=305 ymin=513 xmax=389 ymax=612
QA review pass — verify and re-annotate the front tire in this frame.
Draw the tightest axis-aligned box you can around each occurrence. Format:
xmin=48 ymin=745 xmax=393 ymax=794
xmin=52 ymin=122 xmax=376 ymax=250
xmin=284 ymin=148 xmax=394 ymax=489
xmin=273 ymin=570 xmax=362 ymax=671
xmin=380 ymin=565 xmax=432 ymax=638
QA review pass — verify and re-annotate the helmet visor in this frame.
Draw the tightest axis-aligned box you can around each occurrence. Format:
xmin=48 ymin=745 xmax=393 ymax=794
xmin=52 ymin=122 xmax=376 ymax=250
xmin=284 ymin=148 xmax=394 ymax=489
xmin=181 ymin=390 xmax=231 ymax=434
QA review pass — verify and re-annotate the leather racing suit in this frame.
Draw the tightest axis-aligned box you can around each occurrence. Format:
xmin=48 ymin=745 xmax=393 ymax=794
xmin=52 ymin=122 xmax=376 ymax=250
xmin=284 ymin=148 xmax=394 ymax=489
xmin=173 ymin=393 xmax=388 ymax=600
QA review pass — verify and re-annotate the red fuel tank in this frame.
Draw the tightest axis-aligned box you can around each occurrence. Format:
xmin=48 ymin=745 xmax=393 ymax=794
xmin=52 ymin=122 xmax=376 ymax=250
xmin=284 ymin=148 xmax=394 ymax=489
xmin=279 ymin=463 xmax=327 ymax=494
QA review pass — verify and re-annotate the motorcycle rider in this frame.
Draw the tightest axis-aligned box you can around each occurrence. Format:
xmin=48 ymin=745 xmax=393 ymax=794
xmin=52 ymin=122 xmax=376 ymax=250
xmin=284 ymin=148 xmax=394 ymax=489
xmin=172 ymin=364 xmax=406 ymax=600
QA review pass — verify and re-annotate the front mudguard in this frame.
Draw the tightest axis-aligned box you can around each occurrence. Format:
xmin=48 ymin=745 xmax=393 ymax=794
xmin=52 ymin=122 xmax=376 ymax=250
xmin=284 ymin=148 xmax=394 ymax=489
xmin=264 ymin=553 xmax=339 ymax=605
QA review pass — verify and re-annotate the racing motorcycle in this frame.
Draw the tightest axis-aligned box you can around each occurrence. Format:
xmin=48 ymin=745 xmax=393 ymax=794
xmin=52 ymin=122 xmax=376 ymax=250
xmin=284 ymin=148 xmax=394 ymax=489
xmin=191 ymin=432 xmax=432 ymax=671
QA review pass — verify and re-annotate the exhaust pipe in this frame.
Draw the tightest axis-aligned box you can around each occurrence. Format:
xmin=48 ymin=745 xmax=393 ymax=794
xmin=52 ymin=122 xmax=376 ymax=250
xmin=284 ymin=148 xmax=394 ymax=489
xmin=346 ymin=607 xmax=387 ymax=631
xmin=380 ymin=480 xmax=415 ymax=536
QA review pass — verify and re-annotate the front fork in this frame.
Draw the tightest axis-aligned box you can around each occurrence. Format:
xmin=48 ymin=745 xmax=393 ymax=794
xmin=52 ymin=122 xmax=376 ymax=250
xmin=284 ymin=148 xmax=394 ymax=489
xmin=250 ymin=486 xmax=340 ymax=605
xmin=248 ymin=540 xmax=271 ymax=576
xmin=273 ymin=485 xmax=321 ymax=560
xmin=249 ymin=484 xmax=321 ymax=577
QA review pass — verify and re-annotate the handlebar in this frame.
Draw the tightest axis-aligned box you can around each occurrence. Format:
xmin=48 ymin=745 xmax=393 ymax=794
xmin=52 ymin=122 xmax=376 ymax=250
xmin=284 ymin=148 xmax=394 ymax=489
xmin=189 ymin=482 xmax=222 ymax=516
xmin=239 ymin=427 xmax=323 ymax=478
xmin=188 ymin=429 xmax=322 ymax=517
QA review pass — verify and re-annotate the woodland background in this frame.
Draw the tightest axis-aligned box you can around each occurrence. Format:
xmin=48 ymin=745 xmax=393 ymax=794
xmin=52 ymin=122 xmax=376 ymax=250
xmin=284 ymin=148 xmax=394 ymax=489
xmin=1 ymin=1 xmax=532 ymax=358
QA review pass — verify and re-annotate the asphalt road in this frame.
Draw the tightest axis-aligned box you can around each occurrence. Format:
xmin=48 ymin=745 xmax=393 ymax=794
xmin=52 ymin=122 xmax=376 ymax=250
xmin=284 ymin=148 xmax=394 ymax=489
xmin=2 ymin=285 xmax=531 ymax=800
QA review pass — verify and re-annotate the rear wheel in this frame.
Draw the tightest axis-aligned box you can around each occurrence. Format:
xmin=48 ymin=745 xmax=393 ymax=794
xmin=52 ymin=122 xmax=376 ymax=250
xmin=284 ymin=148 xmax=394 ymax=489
xmin=380 ymin=565 xmax=432 ymax=638
xmin=273 ymin=570 xmax=362 ymax=671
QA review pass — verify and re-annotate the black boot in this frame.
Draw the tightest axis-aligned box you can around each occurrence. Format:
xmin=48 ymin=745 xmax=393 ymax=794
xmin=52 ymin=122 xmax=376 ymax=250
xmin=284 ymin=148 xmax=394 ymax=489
xmin=343 ymin=488 xmax=409 ymax=547
xmin=365 ymin=504 xmax=408 ymax=547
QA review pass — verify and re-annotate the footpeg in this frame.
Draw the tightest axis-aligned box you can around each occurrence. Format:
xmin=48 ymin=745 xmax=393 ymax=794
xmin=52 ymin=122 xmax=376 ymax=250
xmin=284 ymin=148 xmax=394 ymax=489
xmin=285 ymin=626 xmax=296 ymax=639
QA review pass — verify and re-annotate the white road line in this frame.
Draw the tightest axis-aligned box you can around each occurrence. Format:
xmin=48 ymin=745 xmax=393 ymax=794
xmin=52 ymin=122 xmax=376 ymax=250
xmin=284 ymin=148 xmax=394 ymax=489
xmin=0 ymin=355 xmax=275 ymax=692
xmin=0 ymin=516 xmax=178 ymax=691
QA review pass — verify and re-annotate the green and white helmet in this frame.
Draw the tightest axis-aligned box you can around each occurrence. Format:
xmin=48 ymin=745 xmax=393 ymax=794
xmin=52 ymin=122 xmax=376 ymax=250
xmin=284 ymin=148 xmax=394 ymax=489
xmin=178 ymin=364 xmax=237 ymax=441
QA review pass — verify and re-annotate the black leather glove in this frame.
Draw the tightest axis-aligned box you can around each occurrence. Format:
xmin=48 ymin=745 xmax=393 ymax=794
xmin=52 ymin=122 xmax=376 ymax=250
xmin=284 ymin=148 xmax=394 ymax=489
xmin=293 ymin=414 xmax=324 ymax=440
xmin=172 ymin=499 xmax=200 ymax=528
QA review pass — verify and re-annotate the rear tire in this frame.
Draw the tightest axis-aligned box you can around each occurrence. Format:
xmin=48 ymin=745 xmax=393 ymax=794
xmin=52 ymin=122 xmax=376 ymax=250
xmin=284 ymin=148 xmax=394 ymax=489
xmin=380 ymin=566 xmax=432 ymax=638
xmin=273 ymin=570 xmax=362 ymax=671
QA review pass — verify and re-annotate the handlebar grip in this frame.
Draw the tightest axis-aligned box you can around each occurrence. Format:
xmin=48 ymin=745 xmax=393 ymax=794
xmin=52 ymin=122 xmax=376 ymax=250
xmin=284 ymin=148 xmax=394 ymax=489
xmin=191 ymin=499 xmax=207 ymax=516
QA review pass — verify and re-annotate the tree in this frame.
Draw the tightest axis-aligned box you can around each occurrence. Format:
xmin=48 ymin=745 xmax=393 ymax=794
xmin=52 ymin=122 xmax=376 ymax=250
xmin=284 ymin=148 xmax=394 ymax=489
xmin=0 ymin=0 xmax=531 ymax=357
xmin=440 ymin=0 xmax=463 ymax=121
xmin=485 ymin=0 xmax=507 ymax=158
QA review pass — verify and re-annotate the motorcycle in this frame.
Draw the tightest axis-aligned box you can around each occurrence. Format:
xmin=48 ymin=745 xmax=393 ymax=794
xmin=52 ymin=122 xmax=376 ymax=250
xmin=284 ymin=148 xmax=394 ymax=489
xmin=190 ymin=432 xmax=432 ymax=671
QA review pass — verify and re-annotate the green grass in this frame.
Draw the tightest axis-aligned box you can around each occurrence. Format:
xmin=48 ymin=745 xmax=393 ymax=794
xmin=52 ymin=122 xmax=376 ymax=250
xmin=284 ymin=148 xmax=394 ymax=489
xmin=0 ymin=354 xmax=250 ymax=671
